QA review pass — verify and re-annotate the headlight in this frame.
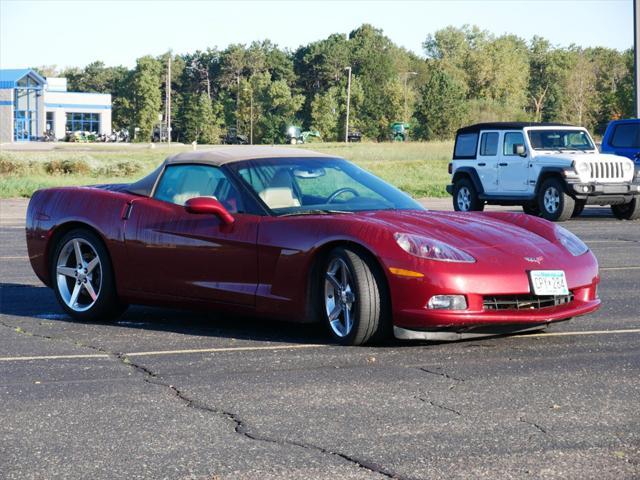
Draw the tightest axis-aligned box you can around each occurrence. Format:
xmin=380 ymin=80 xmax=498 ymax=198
xmin=555 ymin=226 xmax=588 ymax=256
xmin=394 ymin=233 xmax=476 ymax=263
xmin=575 ymin=162 xmax=590 ymax=174
xmin=623 ymin=161 xmax=633 ymax=172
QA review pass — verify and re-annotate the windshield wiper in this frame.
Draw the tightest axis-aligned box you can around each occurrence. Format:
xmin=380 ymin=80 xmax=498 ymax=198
xmin=278 ymin=209 xmax=355 ymax=217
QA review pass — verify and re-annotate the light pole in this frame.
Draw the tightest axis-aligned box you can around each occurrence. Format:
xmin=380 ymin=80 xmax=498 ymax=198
xmin=635 ymin=0 xmax=639 ymax=117
xmin=344 ymin=66 xmax=352 ymax=143
xmin=403 ymin=71 xmax=418 ymax=123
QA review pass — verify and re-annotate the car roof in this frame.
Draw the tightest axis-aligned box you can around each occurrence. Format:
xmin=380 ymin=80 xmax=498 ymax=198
xmin=125 ymin=146 xmax=337 ymax=197
xmin=456 ymin=122 xmax=572 ymax=134
xmin=165 ymin=146 xmax=334 ymax=166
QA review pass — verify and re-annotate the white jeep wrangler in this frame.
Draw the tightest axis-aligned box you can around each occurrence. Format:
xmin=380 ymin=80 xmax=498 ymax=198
xmin=446 ymin=122 xmax=640 ymax=221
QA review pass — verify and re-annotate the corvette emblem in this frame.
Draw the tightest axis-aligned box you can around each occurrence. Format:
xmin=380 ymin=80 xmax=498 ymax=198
xmin=524 ymin=256 xmax=543 ymax=264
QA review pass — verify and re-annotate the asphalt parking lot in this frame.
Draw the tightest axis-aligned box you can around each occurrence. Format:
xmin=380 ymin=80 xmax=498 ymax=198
xmin=1 ymin=198 xmax=639 ymax=480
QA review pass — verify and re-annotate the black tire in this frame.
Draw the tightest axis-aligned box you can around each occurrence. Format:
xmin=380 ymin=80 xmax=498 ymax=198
xmin=453 ymin=177 xmax=484 ymax=212
xmin=572 ymin=200 xmax=586 ymax=218
xmin=611 ymin=198 xmax=640 ymax=220
xmin=522 ymin=202 xmax=540 ymax=216
xmin=537 ymin=178 xmax=575 ymax=222
xmin=321 ymin=247 xmax=389 ymax=346
xmin=51 ymin=228 xmax=127 ymax=322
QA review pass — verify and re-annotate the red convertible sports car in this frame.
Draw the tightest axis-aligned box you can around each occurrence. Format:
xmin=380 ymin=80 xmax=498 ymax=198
xmin=26 ymin=147 xmax=601 ymax=345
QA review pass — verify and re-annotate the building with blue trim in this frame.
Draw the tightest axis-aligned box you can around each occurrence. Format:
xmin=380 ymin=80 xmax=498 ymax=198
xmin=0 ymin=69 xmax=112 ymax=143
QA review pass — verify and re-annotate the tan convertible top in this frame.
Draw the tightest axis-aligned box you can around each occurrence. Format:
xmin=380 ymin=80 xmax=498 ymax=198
xmin=165 ymin=146 xmax=334 ymax=166
xmin=125 ymin=146 xmax=336 ymax=197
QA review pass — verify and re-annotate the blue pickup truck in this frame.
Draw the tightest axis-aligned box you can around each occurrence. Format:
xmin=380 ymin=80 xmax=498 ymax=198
xmin=601 ymin=119 xmax=640 ymax=163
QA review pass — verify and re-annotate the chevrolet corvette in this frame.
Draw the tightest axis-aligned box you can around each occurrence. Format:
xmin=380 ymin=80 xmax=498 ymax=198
xmin=26 ymin=147 xmax=601 ymax=345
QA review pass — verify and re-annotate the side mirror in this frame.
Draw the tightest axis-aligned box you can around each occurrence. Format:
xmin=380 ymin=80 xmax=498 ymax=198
xmin=514 ymin=144 xmax=527 ymax=157
xmin=184 ymin=197 xmax=234 ymax=225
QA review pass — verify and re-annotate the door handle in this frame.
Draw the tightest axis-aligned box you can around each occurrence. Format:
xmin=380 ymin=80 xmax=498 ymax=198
xmin=499 ymin=163 xmax=508 ymax=167
xmin=478 ymin=162 xmax=486 ymax=167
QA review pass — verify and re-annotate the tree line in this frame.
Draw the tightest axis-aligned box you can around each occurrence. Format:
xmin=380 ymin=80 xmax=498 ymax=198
xmin=35 ymin=24 xmax=633 ymax=143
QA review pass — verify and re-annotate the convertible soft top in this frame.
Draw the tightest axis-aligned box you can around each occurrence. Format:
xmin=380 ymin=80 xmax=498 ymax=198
xmin=125 ymin=146 xmax=335 ymax=197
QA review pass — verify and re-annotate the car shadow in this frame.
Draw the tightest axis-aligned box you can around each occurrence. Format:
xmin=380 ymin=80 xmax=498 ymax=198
xmin=0 ymin=282 xmax=331 ymax=346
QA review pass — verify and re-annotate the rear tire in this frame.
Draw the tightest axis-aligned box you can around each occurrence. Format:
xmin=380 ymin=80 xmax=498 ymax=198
xmin=572 ymin=200 xmax=586 ymax=218
xmin=611 ymin=198 xmax=640 ymax=220
xmin=51 ymin=229 xmax=127 ymax=322
xmin=522 ymin=202 xmax=540 ymax=216
xmin=537 ymin=178 xmax=575 ymax=222
xmin=321 ymin=247 xmax=389 ymax=346
xmin=453 ymin=178 xmax=484 ymax=212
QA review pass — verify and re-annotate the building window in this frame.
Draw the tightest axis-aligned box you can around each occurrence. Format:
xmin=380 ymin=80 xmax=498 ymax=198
xmin=66 ymin=112 xmax=100 ymax=133
xmin=46 ymin=112 xmax=54 ymax=133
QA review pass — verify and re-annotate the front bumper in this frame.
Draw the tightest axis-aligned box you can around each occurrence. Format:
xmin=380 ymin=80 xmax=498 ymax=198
xmin=568 ymin=181 xmax=640 ymax=203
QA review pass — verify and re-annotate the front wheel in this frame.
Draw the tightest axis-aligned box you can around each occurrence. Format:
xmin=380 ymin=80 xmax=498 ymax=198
xmin=537 ymin=178 xmax=575 ymax=222
xmin=51 ymin=229 xmax=127 ymax=322
xmin=611 ymin=198 xmax=640 ymax=220
xmin=322 ymin=247 xmax=389 ymax=346
xmin=453 ymin=178 xmax=484 ymax=212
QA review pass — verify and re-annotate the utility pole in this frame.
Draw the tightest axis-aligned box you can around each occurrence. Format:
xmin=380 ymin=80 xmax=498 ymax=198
xmin=403 ymin=72 xmax=417 ymax=123
xmin=166 ymin=55 xmax=171 ymax=144
xmin=344 ymin=66 xmax=352 ymax=143
xmin=250 ymin=90 xmax=253 ymax=145
xmin=635 ymin=0 xmax=640 ymax=117
xmin=236 ymin=74 xmax=241 ymax=132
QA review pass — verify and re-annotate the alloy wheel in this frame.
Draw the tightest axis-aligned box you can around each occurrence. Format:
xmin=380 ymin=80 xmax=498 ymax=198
xmin=457 ymin=186 xmax=471 ymax=211
xmin=324 ymin=257 xmax=356 ymax=338
xmin=56 ymin=238 xmax=102 ymax=312
xmin=543 ymin=187 xmax=560 ymax=213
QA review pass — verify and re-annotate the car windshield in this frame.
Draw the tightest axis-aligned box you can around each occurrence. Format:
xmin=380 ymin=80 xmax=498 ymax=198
xmin=527 ymin=129 xmax=595 ymax=151
xmin=230 ymin=157 xmax=423 ymax=215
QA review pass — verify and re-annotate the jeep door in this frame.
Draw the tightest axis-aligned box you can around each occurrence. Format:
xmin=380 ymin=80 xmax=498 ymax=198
xmin=476 ymin=131 xmax=500 ymax=192
xmin=498 ymin=131 xmax=529 ymax=191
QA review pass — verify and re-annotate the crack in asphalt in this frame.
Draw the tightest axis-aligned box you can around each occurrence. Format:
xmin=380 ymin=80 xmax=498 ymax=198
xmin=415 ymin=396 xmax=462 ymax=417
xmin=518 ymin=417 xmax=547 ymax=434
xmin=418 ymin=367 xmax=465 ymax=382
xmin=0 ymin=319 xmax=411 ymax=480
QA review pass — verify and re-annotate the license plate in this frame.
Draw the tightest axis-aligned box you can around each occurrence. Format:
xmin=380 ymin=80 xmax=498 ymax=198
xmin=529 ymin=270 xmax=569 ymax=296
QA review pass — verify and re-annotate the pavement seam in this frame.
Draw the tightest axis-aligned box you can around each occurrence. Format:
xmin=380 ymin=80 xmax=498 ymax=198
xmin=417 ymin=367 xmax=465 ymax=382
xmin=415 ymin=396 xmax=462 ymax=417
xmin=0 ymin=318 xmax=411 ymax=480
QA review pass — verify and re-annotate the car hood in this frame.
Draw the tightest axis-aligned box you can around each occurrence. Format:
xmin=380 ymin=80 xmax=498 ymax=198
xmin=537 ymin=151 xmax=631 ymax=164
xmin=357 ymin=209 xmax=566 ymax=261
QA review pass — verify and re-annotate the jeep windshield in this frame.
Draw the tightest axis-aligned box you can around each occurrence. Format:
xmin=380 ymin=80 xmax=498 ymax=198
xmin=527 ymin=129 xmax=595 ymax=151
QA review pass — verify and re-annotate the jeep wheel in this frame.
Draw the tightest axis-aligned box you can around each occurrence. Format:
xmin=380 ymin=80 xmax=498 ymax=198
xmin=538 ymin=178 xmax=575 ymax=222
xmin=572 ymin=200 xmax=586 ymax=218
xmin=453 ymin=178 xmax=484 ymax=212
xmin=611 ymin=198 xmax=640 ymax=220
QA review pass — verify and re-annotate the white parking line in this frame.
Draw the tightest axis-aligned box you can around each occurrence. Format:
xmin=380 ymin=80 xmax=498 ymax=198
xmin=600 ymin=266 xmax=640 ymax=271
xmin=0 ymin=256 xmax=29 ymax=260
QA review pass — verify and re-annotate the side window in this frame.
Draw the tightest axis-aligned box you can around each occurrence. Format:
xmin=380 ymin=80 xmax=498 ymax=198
xmin=611 ymin=124 xmax=640 ymax=148
xmin=154 ymin=164 xmax=243 ymax=213
xmin=479 ymin=132 xmax=499 ymax=156
xmin=454 ymin=133 xmax=479 ymax=158
xmin=503 ymin=132 xmax=525 ymax=156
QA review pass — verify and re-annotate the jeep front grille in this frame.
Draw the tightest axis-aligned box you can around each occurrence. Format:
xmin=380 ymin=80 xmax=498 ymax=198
xmin=483 ymin=293 xmax=574 ymax=311
xmin=588 ymin=161 xmax=626 ymax=181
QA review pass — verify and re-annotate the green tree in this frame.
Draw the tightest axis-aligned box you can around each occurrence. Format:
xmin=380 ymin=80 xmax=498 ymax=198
xmin=414 ymin=65 xmax=467 ymax=140
xmin=179 ymin=92 xmax=222 ymax=144
xmin=130 ymin=56 xmax=162 ymax=142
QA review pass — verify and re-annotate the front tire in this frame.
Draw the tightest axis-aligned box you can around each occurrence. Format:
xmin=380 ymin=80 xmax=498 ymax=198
xmin=453 ymin=178 xmax=484 ymax=212
xmin=322 ymin=247 xmax=388 ymax=346
xmin=522 ymin=202 xmax=540 ymax=216
xmin=51 ymin=229 xmax=127 ymax=322
xmin=611 ymin=198 xmax=640 ymax=220
xmin=537 ymin=178 xmax=575 ymax=222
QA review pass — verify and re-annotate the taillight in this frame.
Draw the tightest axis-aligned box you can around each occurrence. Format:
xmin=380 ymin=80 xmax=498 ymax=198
xmin=448 ymin=163 xmax=452 ymax=174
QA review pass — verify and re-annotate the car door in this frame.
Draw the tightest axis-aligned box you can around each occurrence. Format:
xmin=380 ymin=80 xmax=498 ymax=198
xmin=476 ymin=131 xmax=500 ymax=192
xmin=123 ymin=164 xmax=259 ymax=306
xmin=498 ymin=131 xmax=528 ymax=192
xmin=607 ymin=122 xmax=640 ymax=162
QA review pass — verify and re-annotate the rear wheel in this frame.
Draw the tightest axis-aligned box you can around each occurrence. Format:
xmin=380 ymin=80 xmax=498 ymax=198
xmin=537 ymin=178 xmax=575 ymax=222
xmin=611 ymin=198 xmax=640 ymax=220
xmin=522 ymin=202 xmax=540 ymax=216
xmin=453 ymin=178 xmax=484 ymax=212
xmin=322 ymin=247 xmax=389 ymax=346
xmin=51 ymin=229 xmax=127 ymax=322
xmin=572 ymin=200 xmax=586 ymax=218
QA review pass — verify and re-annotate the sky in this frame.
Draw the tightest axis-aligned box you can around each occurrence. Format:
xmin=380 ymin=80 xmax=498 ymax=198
xmin=0 ymin=0 xmax=633 ymax=70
